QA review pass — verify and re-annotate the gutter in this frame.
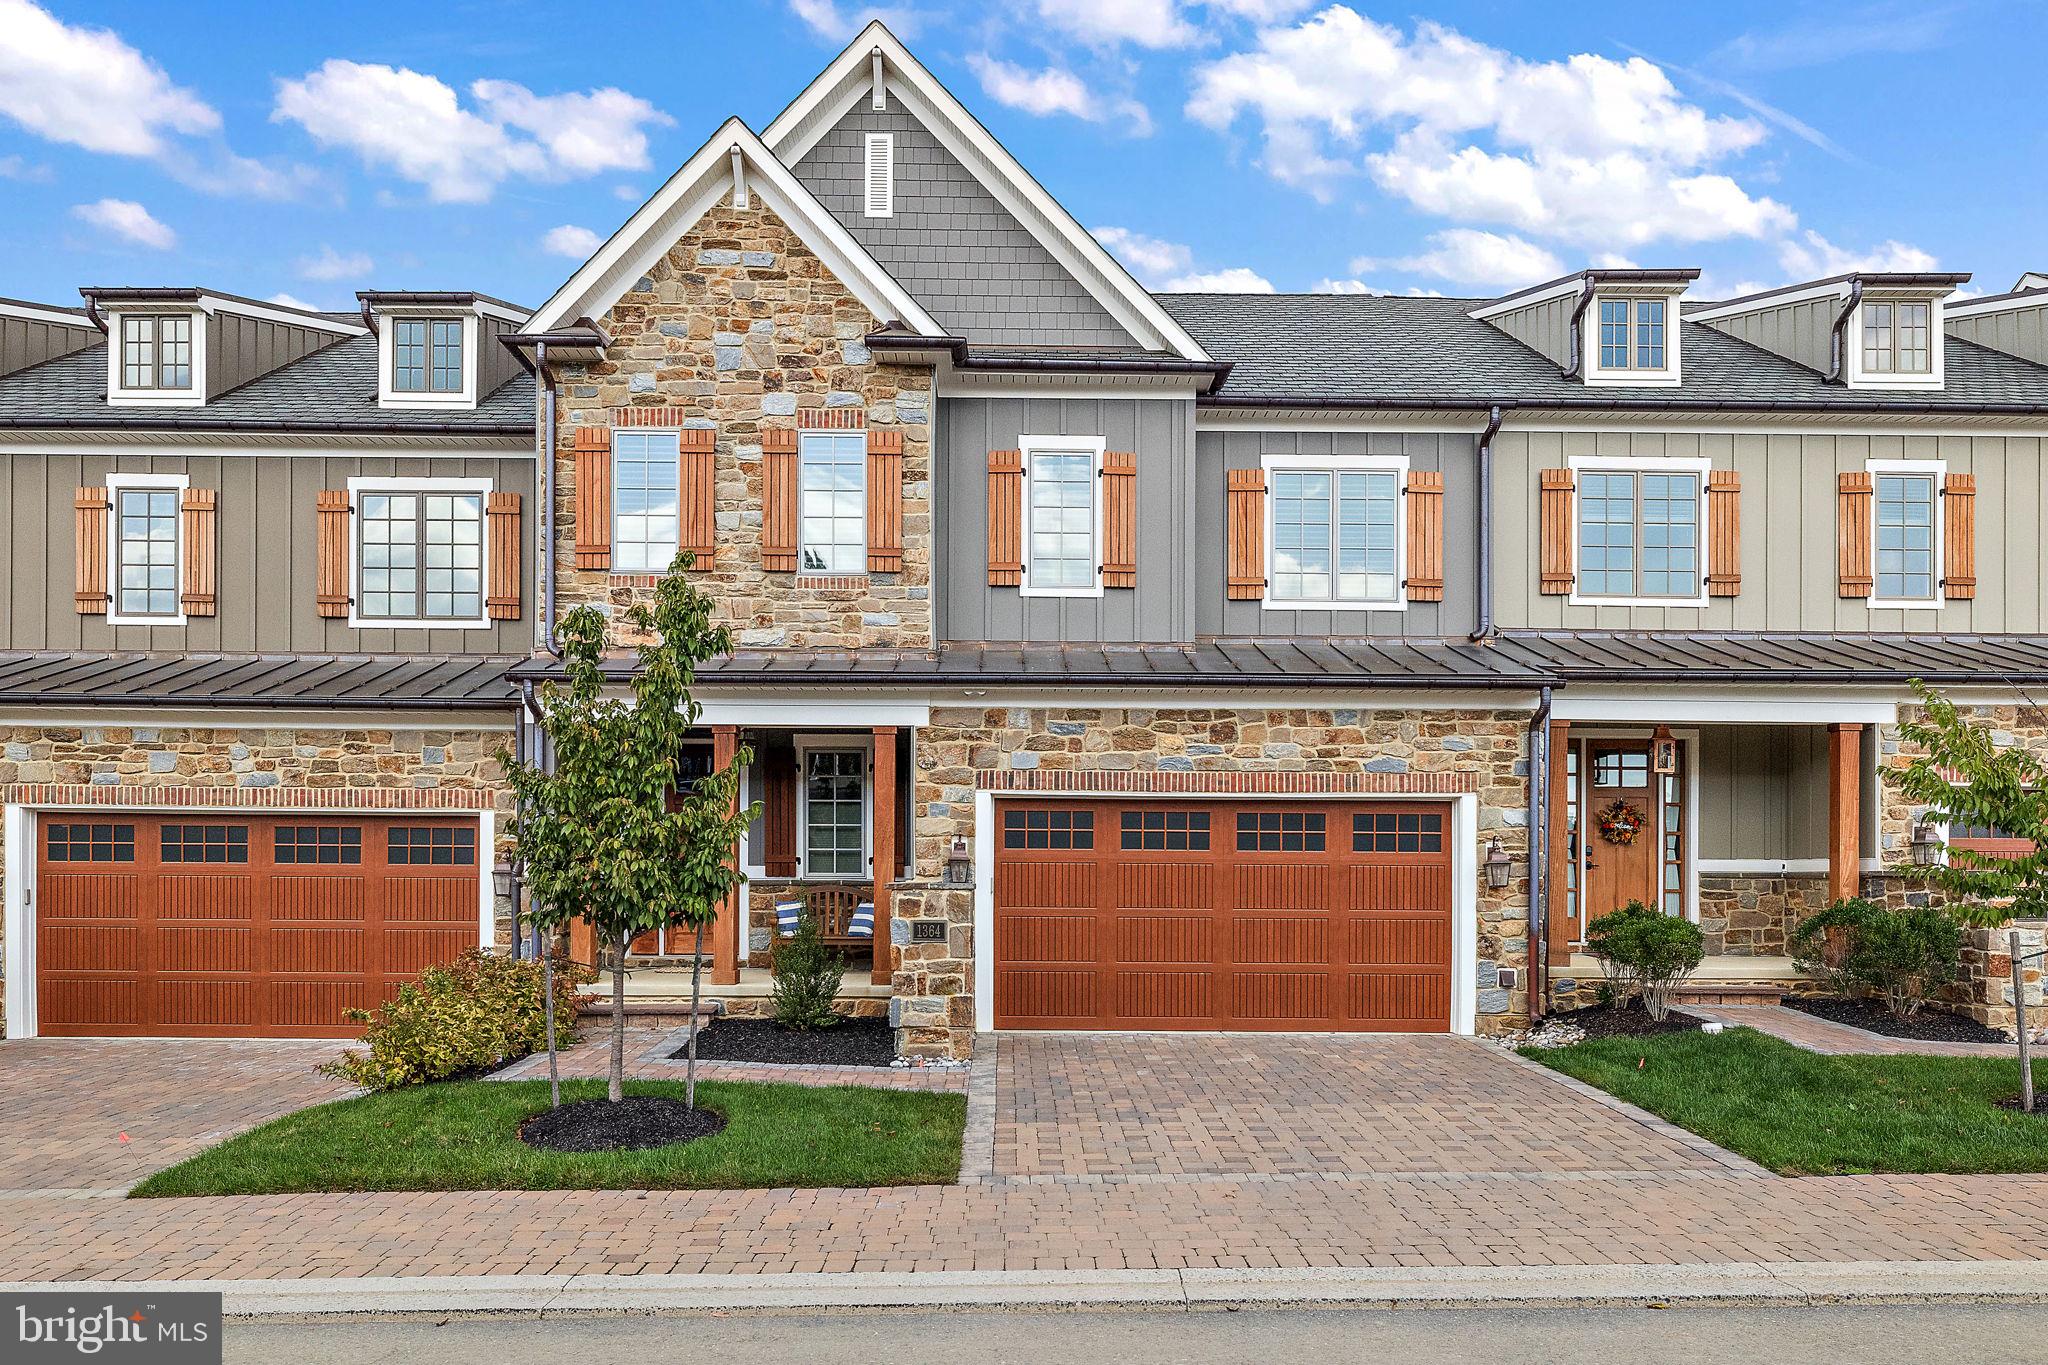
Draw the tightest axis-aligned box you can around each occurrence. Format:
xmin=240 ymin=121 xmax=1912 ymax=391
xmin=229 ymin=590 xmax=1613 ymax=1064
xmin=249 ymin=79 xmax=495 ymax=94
xmin=537 ymin=339 xmax=562 ymax=657
xmin=1826 ymin=278 xmax=1865 ymax=384
xmin=1526 ymin=684 xmax=1553 ymax=1022
xmin=0 ymin=689 xmax=516 ymax=709
xmin=1560 ymin=277 xmax=1597 ymax=381
xmin=1470 ymin=404 xmax=1507 ymax=641
xmin=0 ymin=416 xmax=533 ymax=436
xmin=864 ymin=329 xmax=1233 ymax=392
xmin=1195 ymin=393 xmax=2048 ymax=417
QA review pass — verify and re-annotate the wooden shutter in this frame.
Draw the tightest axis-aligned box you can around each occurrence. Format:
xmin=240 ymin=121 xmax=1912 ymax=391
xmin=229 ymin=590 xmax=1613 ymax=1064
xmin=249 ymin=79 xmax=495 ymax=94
xmin=73 ymin=486 xmax=109 ymax=615
xmin=1101 ymin=450 xmax=1137 ymax=588
xmin=987 ymin=449 xmax=1023 ymax=586
xmin=1404 ymin=470 xmax=1444 ymax=602
xmin=316 ymin=490 xmax=352 ymax=618
xmin=867 ymin=427 xmax=904 ymax=573
xmin=486 ymin=491 xmax=522 ymax=620
xmin=1226 ymin=468 xmax=1266 ymax=600
xmin=763 ymin=738 xmax=798 ymax=879
xmin=679 ymin=427 xmax=717 ymax=569
xmin=1837 ymin=471 xmax=1874 ymax=598
xmin=572 ymin=425 xmax=612 ymax=570
xmin=180 ymin=488 xmax=217 ymax=617
xmin=1538 ymin=468 xmax=1575 ymax=595
xmin=1705 ymin=470 xmax=1741 ymax=598
xmin=762 ymin=428 xmax=798 ymax=572
xmin=1944 ymin=472 xmax=1976 ymax=599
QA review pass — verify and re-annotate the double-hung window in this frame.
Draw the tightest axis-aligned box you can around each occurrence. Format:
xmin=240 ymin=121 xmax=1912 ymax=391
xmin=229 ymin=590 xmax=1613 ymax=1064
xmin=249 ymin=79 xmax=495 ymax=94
xmin=392 ymin=319 xmax=465 ymax=394
xmin=353 ymin=481 xmax=488 ymax=625
xmin=1021 ymin=438 xmax=1101 ymax=596
xmin=120 ymin=315 xmax=193 ymax=391
xmin=1266 ymin=460 xmax=1402 ymax=608
xmin=1873 ymin=467 xmax=1938 ymax=602
xmin=1863 ymin=301 xmax=1932 ymax=375
xmin=107 ymin=474 xmax=186 ymax=622
xmin=801 ymin=748 xmax=867 ymax=878
xmin=799 ymin=430 xmax=866 ymax=573
xmin=1575 ymin=466 xmax=1702 ymax=601
xmin=1596 ymin=298 xmax=1667 ymax=371
xmin=613 ymin=430 xmax=681 ymax=572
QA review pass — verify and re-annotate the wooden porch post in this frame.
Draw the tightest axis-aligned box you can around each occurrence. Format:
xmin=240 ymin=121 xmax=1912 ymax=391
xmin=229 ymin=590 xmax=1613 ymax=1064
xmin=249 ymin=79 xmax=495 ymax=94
xmin=1546 ymin=720 xmax=1573 ymax=969
xmin=1828 ymin=723 xmax=1863 ymax=903
xmin=871 ymin=727 xmax=898 ymax=987
xmin=712 ymin=724 xmax=741 ymax=985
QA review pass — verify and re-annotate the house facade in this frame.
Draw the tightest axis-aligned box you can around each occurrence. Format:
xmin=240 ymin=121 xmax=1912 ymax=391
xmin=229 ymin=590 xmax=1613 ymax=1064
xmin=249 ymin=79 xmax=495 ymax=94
xmin=5 ymin=23 xmax=2048 ymax=1054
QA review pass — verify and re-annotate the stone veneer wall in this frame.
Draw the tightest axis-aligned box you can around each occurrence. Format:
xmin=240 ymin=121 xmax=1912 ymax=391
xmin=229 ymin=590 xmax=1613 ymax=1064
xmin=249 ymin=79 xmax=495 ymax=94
xmin=893 ymin=705 xmax=1534 ymax=1059
xmin=1697 ymin=873 xmax=1829 ymax=956
xmin=549 ymin=195 xmax=934 ymax=650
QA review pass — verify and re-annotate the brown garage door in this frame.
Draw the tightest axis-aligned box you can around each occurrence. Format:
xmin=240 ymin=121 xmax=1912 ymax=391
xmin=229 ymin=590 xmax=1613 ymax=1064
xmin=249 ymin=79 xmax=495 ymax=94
xmin=993 ymin=798 xmax=1453 ymax=1032
xmin=35 ymin=813 xmax=483 ymax=1038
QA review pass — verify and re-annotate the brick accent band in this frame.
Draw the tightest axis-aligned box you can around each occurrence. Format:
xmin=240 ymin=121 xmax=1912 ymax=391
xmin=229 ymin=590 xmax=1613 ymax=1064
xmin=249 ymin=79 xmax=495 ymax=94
xmin=3 ymin=784 xmax=498 ymax=811
xmin=975 ymin=770 xmax=1480 ymax=795
xmin=613 ymin=407 xmax=711 ymax=429
xmin=798 ymin=406 xmax=867 ymax=429
xmin=794 ymin=575 xmax=870 ymax=590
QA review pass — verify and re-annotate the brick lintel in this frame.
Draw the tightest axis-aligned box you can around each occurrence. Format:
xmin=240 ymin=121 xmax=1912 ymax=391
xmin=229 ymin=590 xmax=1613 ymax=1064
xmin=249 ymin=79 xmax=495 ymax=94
xmin=975 ymin=770 xmax=1479 ymax=795
xmin=2 ymin=784 xmax=497 ymax=811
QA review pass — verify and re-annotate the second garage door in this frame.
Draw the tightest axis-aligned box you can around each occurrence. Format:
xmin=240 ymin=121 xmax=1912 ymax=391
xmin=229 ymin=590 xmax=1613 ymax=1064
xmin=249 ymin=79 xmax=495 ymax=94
xmin=993 ymin=797 xmax=1453 ymax=1032
xmin=34 ymin=813 xmax=484 ymax=1038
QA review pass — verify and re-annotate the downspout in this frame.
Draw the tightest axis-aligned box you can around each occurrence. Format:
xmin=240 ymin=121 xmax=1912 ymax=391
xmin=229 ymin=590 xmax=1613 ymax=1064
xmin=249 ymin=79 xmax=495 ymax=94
xmin=537 ymin=339 xmax=562 ymax=656
xmin=510 ymin=691 xmax=527 ymax=958
xmin=1826 ymin=278 xmax=1864 ymax=383
xmin=1526 ymin=684 xmax=1554 ymax=1022
xmin=1560 ymin=277 xmax=1596 ymax=381
xmin=82 ymin=297 xmax=108 ymax=335
xmin=1470 ymin=404 xmax=1506 ymax=641
xmin=357 ymin=300 xmax=379 ymax=338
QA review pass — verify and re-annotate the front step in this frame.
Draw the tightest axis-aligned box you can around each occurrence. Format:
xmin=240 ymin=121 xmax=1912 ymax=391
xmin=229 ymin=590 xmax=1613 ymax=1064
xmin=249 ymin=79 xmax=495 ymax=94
xmin=1670 ymin=983 xmax=1786 ymax=1006
xmin=577 ymin=998 xmax=724 ymax=1024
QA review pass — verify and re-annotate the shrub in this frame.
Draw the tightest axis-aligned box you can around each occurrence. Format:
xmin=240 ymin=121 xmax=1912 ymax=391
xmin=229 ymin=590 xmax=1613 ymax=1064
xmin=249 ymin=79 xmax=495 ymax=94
xmin=1794 ymin=899 xmax=1961 ymax=1019
xmin=321 ymin=949 xmax=592 ymax=1091
xmin=1586 ymin=902 xmax=1706 ymax=1021
xmin=770 ymin=910 xmax=845 ymax=1032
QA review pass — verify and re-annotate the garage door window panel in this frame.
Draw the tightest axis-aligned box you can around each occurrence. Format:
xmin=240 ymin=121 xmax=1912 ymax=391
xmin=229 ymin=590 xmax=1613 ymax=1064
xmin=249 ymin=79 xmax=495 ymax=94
xmin=47 ymin=823 xmax=135 ymax=862
xmin=1353 ymin=811 xmax=1443 ymax=854
xmin=275 ymin=825 xmax=362 ymax=865
xmin=1120 ymin=809 xmax=1209 ymax=851
xmin=1003 ymin=808 xmax=1094 ymax=850
xmin=388 ymin=825 xmax=477 ymax=865
xmin=1236 ymin=811 xmax=1325 ymax=852
xmin=161 ymin=824 xmax=249 ymax=864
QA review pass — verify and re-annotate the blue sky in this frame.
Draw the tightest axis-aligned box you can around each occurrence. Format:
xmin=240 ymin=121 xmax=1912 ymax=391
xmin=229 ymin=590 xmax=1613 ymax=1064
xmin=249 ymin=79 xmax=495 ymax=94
xmin=2 ymin=0 xmax=2043 ymax=313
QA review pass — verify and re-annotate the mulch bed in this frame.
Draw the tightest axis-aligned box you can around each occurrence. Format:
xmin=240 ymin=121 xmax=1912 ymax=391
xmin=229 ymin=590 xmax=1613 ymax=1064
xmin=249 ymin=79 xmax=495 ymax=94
xmin=519 ymin=1096 xmax=727 ymax=1153
xmin=1553 ymin=1001 xmax=1703 ymax=1039
xmin=675 ymin=1017 xmax=898 ymax=1068
xmin=1784 ymin=995 xmax=2008 ymax=1044
xmin=1995 ymin=1093 xmax=2048 ymax=1115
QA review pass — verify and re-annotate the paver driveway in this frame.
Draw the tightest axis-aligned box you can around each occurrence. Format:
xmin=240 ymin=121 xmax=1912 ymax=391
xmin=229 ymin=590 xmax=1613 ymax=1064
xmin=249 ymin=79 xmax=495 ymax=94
xmin=988 ymin=1032 xmax=1745 ymax=1179
xmin=0 ymin=1038 xmax=351 ymax=1194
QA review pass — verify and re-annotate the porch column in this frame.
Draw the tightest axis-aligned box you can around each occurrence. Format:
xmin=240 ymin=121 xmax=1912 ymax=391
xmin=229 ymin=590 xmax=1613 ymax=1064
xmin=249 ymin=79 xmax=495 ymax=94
xmin=1546 ymin=719 xmax=1573 ymax=969
xmin=712 ymin=724 xmax=741 ymax=985
xmin=871 ymin=726 xmax=898 ymax=987
xmin=1828 ymin=723 xmax=1863 ymax=903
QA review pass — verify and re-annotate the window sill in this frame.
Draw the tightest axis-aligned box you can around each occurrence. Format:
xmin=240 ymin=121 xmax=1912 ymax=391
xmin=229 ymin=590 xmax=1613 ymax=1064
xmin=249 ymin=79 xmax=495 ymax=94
xmin=1868 ymin=598 xmax=1943 ymax=610
xmin=106 ymin=613 xmax=189 ymax=628
xmin=1566 ymin=594 xmax=1710 ymax=610
xmin=1260 ymin=598 xmax=1407 ymax=613
xmin=347 ymin=616 xmax=494 ymax=631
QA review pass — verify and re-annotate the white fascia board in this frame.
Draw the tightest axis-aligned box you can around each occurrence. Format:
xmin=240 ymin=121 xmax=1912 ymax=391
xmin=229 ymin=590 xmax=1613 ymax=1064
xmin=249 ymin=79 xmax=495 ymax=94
xmin=694 ymin=698 xmax=931 ymax=728
xmin=1 ymin=300 xmax=94 ymax=330
xmin=761 ymin=22 xmax=1212 ymax=364
xmin=1688 ymin=279 xmax=1850 ymax=323
xmin=1466 ymin=277 xmax=1584 ymax=322
xmin=1551 ymin=693 xmax=1898 ymax=725
xmin=198 ymin=293 xmax=367 ymax=336
xmin=1946 ymin=290 xmax=2048 ymax=320
xmin=526 ymin=118 xmax=939 ymax=339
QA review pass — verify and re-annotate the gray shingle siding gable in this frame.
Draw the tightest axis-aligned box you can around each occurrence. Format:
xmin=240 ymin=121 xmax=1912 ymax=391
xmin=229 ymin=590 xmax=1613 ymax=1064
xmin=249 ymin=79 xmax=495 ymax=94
xmin=792 ymin=105 xmax=1137 ymax=348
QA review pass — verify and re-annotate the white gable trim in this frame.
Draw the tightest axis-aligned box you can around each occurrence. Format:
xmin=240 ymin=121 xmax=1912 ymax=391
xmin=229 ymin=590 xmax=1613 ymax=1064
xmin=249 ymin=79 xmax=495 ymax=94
xmin=526 ymin=118 xmax=941 ymax=337
xmin=762 ymin=23 xmax=1210 ymax=363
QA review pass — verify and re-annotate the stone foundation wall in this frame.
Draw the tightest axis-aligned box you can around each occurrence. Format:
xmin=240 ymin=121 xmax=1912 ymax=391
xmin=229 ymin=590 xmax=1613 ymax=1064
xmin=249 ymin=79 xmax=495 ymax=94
xmin=1697 ymin=873 xmax=1830 ymax=955
xmin=1952 ymin=921 xmax=2047 ymax=1035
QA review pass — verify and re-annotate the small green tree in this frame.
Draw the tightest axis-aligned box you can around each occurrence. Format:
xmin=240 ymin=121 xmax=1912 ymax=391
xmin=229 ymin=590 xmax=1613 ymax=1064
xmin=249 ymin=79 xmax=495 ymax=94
xmin=503 ymin=550 xmax=759 ymax=1108
xmin=770 ymin=910 xmax=846 ymax=1032
xmin=1586 ymin=902 xmax=1705 ymax=1022
xmin=1892 ymin=679 xmax=2048 ymax=926
xmin=1793 ymin=898 xmax=1962 ymax=1019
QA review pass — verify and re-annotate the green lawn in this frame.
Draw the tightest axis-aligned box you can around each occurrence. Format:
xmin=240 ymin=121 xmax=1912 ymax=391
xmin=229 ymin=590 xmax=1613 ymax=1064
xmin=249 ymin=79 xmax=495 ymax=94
xmin=1526 ymin=1028 xmax=2048 ymax=1176
xmin=131 ymin=1079 xmax=965 ymax=1197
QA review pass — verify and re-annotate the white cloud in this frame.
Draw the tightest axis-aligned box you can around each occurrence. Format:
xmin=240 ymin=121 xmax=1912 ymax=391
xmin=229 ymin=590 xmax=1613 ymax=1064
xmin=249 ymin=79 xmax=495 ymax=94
xmin=0 ymin=0 xmax=217 ymax=157
xmin=967 ymin=56 xmax=1151 ymax=133
xmin=0 ymin=153 xmax=51 ymax=181
xmin=1159 ymin=266 xmax=1276 ymax=292
xmin=272 ymin=60 xmax=671 ymax=204
xmin=71 ymin=198 xmax=176 ymax=249
xmin=267 ymin=292 xmax=322 ymax=312
xmin=1777 ymin=230 xmax=1938 ymax=279
xmin=1036 ymin=0 xmax=1196 ymax=47
xmin=1313 ymin=278 xmax=1444 ymax=297
xmin=613 ymin=184 xmax=641 ymax=202
xmin=1093 ymin=226 xmax=1194 ymax=280
xmin=787 ymin=0 xmax=920 ymax=42
xmin=1355 ymin=229 xmax=1563 ymax=290
xmin=296 ymin=244 xmax=372 ymax=281
xmin=542 ymin=224 xmax=604 ymax=259
xmin=1207 ymin=0 xmax=1316 ymax=21
xmin=1186 ymin=7 xmax=1793 ymax=249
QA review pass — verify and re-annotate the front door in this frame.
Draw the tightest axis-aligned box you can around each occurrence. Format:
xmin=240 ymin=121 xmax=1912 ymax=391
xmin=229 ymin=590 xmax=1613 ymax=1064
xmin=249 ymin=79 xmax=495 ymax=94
xmin=1581 ymin=744 xmax=1660 ymax=924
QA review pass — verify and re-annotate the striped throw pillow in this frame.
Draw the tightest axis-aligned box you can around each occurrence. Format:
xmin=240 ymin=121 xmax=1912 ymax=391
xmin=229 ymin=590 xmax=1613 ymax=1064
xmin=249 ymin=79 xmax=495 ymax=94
xmin=848 ymin=902 xmax=876 ymax=938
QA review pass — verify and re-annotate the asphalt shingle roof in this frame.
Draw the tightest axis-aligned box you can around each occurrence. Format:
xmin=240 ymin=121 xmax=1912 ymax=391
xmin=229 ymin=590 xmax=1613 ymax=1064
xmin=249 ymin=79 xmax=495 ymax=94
xmin=1156 ymin=293 xmax=2048 ymax=412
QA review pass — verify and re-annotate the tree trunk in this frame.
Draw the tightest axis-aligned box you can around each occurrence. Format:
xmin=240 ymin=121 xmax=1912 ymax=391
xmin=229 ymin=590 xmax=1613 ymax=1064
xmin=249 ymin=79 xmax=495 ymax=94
xmin=543 ymin=949 xmax=561 ymax=1110
xmin=609 ymin=928 xmax=628 ymax=1103
xmin=686 ymin=923 xmax=704 ymax=1110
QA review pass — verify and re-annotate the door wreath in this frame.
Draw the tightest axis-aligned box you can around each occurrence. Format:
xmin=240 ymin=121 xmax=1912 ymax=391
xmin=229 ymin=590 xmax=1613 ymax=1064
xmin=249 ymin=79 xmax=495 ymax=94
xmin=1596 ymin=798 xmax=1647 ymax=846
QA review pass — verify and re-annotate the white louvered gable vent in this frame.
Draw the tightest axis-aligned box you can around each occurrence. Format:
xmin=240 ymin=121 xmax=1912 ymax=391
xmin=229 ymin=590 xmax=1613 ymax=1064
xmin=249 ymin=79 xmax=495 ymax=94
xmin=864 ymin=132 xmax=894 ymax=218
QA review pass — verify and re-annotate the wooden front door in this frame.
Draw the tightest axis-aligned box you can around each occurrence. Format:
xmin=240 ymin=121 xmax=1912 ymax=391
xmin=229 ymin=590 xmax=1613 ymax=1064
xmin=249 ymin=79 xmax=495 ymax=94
xmin=1580 ymin=744 xmax=1659 ymax=923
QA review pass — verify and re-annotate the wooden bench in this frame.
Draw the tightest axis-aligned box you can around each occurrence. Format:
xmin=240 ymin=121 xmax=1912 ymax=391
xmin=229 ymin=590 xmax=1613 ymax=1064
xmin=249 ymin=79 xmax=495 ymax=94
xmin=775 ymin=885 xmax=876 ymax=960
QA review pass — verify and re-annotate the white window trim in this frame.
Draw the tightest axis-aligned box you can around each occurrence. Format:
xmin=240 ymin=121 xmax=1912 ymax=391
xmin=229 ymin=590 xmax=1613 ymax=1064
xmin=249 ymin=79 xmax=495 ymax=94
xmin=610 ymin=427 xmax=683 ymax=574
xmin=103 ymin=472 xmax=190 ymax=627
xmin=863 ymin=132 xmax=894 ymax=218
xmin=1865 ymin=457 xmax=1947 ymax=609
xmin=1566 ymin=454 xmax=1713 ymax=608
xmin=1846 ymin=296 xmax=1946 ymax=390
xmin=1017 ymin=434 xmax=1106 ymax=600
xmin=1582 ymin=293 xmax=1683 ymax=388
xmin=798 ymin=428 xmax=869 ymax=576
xmin=1257 ymin=451 xmax=1411 ymax=613
xmin=794 ymin=735 xmax=873 ymax=882
xmin=377 ymin=311 xmax=479 ymax=410
xmin=345 ymin=475 xmax=495 ymax=630
xmin=105 ymin=310 xmax=206 ymax=408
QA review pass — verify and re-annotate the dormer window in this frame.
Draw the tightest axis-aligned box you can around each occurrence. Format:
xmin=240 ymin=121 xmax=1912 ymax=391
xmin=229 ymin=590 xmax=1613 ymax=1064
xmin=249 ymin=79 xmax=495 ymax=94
xmin=1581 ymin=289 xmax=1684 ymax=386
xmin=392 ymin=319 xmax=464 ymax=394
xmin=120 ymin=316 xmax=193 ymax=390
xmin=1862 ymin=301 xmax=1931 ymax=375
xmin=1598 ymin=298 xmax=1666 ymax=371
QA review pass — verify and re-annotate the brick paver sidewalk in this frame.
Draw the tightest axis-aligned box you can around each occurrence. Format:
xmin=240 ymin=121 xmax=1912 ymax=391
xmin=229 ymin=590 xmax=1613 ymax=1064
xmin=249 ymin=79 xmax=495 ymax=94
xmin=1680 ymin=1004 xmax=2023 ymax=1057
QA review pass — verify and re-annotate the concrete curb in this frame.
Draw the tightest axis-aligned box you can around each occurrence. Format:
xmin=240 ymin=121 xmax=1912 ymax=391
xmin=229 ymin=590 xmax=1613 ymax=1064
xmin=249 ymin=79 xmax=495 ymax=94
xmin=12 ymin=1260 xmax=2048 ymax=1318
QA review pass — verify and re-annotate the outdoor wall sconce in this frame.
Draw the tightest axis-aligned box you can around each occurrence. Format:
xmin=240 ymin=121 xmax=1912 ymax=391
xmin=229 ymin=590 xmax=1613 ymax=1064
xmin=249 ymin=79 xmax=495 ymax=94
xmin=1910 ymin=819 xmax=1945 ymax=866
xmin=492 ymin=858 xmax=522 ymax=899
xmin=1651 ymin=725 xmax=1679 ymax=776
xmin=1484 ymin=836 xmax=1513 ymax=890
xmin=945 ymin=834 xmax=974 ymax=886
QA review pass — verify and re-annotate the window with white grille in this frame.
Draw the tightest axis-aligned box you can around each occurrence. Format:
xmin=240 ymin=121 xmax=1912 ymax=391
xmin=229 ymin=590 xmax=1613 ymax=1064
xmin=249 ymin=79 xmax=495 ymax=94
xmin=864 ymin=133 xmax=894 ymax=218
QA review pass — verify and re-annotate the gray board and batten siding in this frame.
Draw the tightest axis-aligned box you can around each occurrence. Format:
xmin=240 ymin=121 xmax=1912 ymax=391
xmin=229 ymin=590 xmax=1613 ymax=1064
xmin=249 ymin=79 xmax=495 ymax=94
xmin=1491 ymin=428 xmax=2048 ymax=633
xmin=203 ymin=313 xmax=346 ymax=401
xmin=0 ymin=451 xmax=535 ymax=655
xmin=1692 ymin=724 xmax=1878 ymax=861
xmin=1484 ymin=293 xmax=1576 ymax=371
xmin=1948 ymin=302 xmax=2048 ymax=369
xmin=791 ymin=103 xmax=1137 ymax=350
xmin=0 ymin=311 xmax=95 ymax=380
xmin=1695 ymin=296 xmax=1838 ymax=375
